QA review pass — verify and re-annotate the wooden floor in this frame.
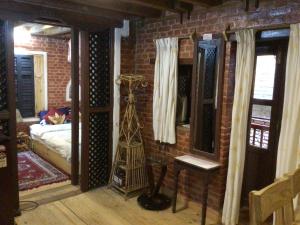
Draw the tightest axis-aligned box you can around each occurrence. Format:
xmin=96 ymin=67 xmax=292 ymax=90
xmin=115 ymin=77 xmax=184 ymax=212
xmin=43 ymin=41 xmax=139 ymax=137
xmin=16 ymin=187 xmax=221 ymax=225
xmin=19 ymin=181 xmax=81 ymax=211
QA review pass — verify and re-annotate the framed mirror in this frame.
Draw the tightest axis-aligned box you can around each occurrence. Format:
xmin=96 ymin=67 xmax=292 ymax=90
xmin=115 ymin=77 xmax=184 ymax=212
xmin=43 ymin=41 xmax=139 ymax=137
xmin=190 ymin=37 xmax=225 ymax=160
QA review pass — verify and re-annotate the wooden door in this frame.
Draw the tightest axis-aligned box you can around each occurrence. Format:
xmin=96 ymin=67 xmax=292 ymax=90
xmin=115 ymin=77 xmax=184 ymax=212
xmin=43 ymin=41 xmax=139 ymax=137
xmin=80 ymin=29 xmax=113 ymax=192
xmin=241 ymin=39 xmax=288 ymax=205
xmin=0 ymin=20 xmax=19 ymax=225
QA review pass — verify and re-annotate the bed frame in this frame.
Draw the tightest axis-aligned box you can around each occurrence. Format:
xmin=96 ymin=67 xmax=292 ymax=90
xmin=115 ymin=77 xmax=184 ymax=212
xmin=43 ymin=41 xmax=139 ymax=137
xmin=32 ymin=139 xmax=71 ymax=175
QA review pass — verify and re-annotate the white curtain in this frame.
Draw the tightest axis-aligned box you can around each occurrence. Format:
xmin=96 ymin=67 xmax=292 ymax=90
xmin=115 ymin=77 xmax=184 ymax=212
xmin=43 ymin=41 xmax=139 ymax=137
xmin=153 ymin=37 xmax=178 ymax=144
xmin=222 ymin=29 xmax=255 ymax=225
xmin=276 ymin=24 xmax=300 ymax=179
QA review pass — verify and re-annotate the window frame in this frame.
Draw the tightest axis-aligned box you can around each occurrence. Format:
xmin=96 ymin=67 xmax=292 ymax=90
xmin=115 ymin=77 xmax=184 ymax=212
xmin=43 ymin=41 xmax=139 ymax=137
xmin=176 ymin=62 xmax=193 ymax=127
xmin=190 ymin=35 xmax=225 ymax=161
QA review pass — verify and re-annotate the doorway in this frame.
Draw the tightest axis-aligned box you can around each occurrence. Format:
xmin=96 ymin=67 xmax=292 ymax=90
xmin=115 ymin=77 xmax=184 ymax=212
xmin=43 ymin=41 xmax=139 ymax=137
xmin=241 ymin=37 xmax=288 ymax=205
xmin=0 ymin=15 xmax=114 ymax=222
xmin=13 ymin=22 xmax=81 ymax=207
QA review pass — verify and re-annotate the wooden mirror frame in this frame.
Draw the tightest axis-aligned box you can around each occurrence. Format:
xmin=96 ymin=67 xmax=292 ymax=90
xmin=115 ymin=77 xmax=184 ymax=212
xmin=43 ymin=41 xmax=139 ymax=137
xmin=190 ymin=35 xmax=225 ymax=161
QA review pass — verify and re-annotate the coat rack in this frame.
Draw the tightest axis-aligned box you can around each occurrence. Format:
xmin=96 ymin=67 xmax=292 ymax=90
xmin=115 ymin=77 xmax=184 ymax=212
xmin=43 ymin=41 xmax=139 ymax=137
xmin=109 ymin=74 xmax=148 ymax=199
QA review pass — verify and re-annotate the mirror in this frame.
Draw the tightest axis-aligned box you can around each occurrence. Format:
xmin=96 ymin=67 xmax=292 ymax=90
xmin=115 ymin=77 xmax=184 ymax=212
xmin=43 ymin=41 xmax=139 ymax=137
xmin=190 ymin=37 xmax=224 ymax=159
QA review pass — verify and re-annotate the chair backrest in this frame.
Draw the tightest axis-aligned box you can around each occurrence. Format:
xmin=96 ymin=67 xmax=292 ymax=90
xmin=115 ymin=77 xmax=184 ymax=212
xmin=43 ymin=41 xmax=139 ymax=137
xmin=249 ymin=177 xmax=294 ymax=225
xmin=286 ymin=167 xmax=300 ymax=198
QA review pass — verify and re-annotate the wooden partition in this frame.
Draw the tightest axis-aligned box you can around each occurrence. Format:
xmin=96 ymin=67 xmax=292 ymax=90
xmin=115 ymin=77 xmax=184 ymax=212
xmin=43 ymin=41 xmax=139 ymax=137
xmin=71 ymin=28 xmax=80 ymax=185
xmin=0 ymin=20 xmax=19 ymax=225
xmin=80 ymin=30 xmax=114 ymax=192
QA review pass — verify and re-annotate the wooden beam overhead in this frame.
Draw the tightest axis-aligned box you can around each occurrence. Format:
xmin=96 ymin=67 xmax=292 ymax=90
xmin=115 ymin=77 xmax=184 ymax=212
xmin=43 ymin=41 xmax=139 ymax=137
xmin=12 ymin=0 xmax=137 ymax=21
xmin=119 ymin=0 xmax=193 ymax=13
xmin=64 ymin=0 xmax=162 ymax=18
xmin=180 ymin=0 xmax=222 ymax=6
xmin=0 ymin=1 xmax=123 ymax=30
xmin=32 ymin=26 xmax=71 ymax=36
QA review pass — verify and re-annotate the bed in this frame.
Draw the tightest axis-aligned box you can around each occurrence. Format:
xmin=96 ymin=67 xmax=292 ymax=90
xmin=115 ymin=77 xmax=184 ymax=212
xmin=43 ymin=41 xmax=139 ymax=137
xmin=30 ymin=123 xmax=81 ymax=175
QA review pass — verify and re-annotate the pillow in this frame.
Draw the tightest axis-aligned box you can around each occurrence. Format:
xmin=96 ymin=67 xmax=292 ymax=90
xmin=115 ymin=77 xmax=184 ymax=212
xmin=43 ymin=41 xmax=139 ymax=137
xmin=44 ymin=108 xmax=63 ymax=124
xmin=38 ymin=110 xmax=49 ymax=121
xmin=58 ymin=107 xmax=71 ymax=116
xmin=40 ymin=119 xmax=47 ymax=126
xmin=65 ymin=114 xmax=72 ymax=123
xmin=48 ymin=113 xmax=66 ymax=125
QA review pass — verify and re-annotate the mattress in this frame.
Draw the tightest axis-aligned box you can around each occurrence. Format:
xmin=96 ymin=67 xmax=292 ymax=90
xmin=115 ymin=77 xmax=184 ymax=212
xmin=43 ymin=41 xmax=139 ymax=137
xmin=30 ymin=123 xmax=81 ymax=162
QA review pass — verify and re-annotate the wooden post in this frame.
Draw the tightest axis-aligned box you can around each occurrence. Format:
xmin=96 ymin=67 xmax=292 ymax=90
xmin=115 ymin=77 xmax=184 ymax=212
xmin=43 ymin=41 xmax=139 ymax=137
xmin=71 ymin=27 xmax=79 ymax=185
xmin=80 ymin=31 xmax=89 ymax=192
xmin=5 ymin=21 xmax=20 ymax=217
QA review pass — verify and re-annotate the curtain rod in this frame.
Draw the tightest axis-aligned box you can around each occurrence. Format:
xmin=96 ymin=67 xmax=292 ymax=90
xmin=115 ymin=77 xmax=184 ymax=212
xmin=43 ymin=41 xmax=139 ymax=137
xmin=153 ymin=30 xmax=197 ymax=43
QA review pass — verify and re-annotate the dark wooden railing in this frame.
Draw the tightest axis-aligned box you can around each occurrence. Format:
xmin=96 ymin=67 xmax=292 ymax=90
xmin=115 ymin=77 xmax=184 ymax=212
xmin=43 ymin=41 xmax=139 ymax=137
xmin=249 ymin=117 xmax=270 ymax=149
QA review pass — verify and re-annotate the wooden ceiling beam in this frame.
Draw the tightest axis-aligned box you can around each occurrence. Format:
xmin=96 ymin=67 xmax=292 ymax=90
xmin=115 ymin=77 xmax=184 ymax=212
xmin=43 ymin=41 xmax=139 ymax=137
xmin=119 ymin=0 xmax=193 ymax=13
xmin=180 ymin=0 xmax=222 ymax=6
xmin=64 ymin=0 xmax=162 ymax=18
xmin=31 ymin=26 xmax=72 ymax=36
xmin=12 ymin=0 xmax=137 ymax=21
xmin=0 ymin=1 xmax=123 ymax=31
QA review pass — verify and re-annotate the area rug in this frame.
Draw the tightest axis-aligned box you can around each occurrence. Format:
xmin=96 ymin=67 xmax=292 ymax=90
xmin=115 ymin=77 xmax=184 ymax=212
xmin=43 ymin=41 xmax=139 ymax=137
xmin=18 ymin=151 xmax=69 ymax=191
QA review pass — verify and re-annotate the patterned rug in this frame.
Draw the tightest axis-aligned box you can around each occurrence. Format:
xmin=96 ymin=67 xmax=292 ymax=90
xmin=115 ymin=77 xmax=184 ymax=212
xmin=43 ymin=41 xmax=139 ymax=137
xmin=18 ymin=151 xmax=69 ymax=191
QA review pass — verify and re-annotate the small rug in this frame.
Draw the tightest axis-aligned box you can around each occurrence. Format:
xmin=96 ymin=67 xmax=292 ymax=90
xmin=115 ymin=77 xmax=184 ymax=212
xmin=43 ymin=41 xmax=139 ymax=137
xmin=18 ymin=151 xmax=69 ymax=191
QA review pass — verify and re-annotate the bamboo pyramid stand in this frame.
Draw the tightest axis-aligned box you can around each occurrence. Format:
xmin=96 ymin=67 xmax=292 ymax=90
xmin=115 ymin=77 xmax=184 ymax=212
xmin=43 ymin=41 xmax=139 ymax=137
xmin=109 ymin=74 xmax=148 ymax=199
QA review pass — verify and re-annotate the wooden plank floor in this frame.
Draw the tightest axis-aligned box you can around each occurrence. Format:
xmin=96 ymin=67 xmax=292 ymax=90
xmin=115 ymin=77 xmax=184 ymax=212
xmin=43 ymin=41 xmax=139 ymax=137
xmin=19 ymin=181 xmax=81 ymax=211
xmin=16 ymin=187 xmax=221 ymax=225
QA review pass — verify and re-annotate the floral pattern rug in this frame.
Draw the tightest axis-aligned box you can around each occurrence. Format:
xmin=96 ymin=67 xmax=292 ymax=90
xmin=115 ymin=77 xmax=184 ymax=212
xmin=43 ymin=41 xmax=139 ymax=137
xmin=18 ymin=151 xmax=69 ymax=191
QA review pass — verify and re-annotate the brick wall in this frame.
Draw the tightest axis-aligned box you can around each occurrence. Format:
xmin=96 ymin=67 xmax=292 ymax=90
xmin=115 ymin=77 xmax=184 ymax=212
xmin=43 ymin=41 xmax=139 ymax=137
xmin=121 ymin=0 xmax=300 ymax=211
xmin=15 ymin=36 xmax=71 ymax=109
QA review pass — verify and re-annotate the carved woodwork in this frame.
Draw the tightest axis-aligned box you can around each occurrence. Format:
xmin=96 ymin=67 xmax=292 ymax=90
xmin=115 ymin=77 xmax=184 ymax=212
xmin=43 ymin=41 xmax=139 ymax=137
xmin=81 ymin=30 xmax=113 ymax=191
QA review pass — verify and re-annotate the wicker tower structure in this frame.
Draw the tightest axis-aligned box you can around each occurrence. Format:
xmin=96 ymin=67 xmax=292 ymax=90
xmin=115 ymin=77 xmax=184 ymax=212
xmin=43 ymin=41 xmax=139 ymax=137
xmin=109 ymin=74 xmax=148 ymax=198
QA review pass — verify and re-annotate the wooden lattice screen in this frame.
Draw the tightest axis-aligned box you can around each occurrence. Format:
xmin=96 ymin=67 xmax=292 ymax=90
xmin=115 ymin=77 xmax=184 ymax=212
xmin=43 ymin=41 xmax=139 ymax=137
xmin=81 ymin=29 xmax=113 ymax=191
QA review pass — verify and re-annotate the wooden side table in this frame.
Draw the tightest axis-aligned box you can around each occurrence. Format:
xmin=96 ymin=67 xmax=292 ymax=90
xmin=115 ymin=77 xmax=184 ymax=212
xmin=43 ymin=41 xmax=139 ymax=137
xmin=172 ymin=155 xmax=220 ymax=225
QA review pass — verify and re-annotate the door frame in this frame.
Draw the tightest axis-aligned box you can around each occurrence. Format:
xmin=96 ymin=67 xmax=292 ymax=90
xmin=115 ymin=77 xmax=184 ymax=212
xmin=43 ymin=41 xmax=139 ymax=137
xmin=241 ymin=38 xmax=288 ymax=205
xmin=0 ymin=5 xmax=116 ymax=217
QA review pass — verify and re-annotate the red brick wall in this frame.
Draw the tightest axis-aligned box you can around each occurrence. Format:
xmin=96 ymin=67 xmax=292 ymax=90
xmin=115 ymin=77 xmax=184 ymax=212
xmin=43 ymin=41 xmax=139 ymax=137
xmin=15 ymin=36 xmax=71 ymax=109
xmin=121 ymin=0 xmax=300 ymax=211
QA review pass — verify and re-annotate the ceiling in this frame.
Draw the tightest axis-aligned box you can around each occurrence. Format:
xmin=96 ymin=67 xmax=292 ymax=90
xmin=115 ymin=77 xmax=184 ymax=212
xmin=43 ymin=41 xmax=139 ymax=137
xmin=0 ymin=0 xmax=224 ymax=30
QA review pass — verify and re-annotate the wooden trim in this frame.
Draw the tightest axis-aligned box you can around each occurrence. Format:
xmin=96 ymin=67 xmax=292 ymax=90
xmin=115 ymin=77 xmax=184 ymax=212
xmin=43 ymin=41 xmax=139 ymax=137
xmin=150 ymin=57 xmax=193 ymax=65
xmin=0 ymin=2 xmax=122 ymax=31
xmin=5 ymin=21 xmax=20 ymax=216
xmin=108 ymin=28 xmax=114 ymax=177
xmin=71 ymin=27 xmax=79 ymax=185
xmin=213 ymin=38 xmax=225 ymax=161
xmin=80 ymin=31 xmax=90 ymax=192
xmin=32 ymin=140 xmax=71 ymax=175
xmin=89 ymin=107 xmax=111 ymax=113
xmin=190 ymin=37 xmax=225 ymax=161
xmin=0 ymin=110 xmax=9 ymax=120
xmin=242 ymin=38 xmax=289 ymax=205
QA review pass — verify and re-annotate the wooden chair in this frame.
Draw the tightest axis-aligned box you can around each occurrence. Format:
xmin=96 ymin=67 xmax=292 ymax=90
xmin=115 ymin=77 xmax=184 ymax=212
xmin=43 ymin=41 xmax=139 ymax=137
xmin=285 ymin=168 xmax=300 ymax=222
xmin=249 ymin=177 xmax=295 ymax=225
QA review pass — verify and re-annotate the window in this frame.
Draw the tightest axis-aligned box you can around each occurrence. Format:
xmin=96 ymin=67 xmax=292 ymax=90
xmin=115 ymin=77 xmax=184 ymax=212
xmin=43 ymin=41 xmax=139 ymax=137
xmin=190 ymin=38 xmax=224 ymax=159
xmin=14 ymin=50 xmax=48 ymax=119
xmin=249 ymin=55 xmax=276 ymax=149
xmin=176 ymin=64 xmax=192 ymax=126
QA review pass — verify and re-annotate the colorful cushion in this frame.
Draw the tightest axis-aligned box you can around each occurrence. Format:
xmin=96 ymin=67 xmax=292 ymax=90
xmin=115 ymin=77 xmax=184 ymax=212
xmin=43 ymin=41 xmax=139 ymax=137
xmin=38 ymin=110 xmax=48 ymax=121
xmin=58 ymin=107 xmax=71 ymax=116
xmin=48 ymin=113 xmax=66 ymax=125
xmin=44 ymin=108 xmax=63 ymax=124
